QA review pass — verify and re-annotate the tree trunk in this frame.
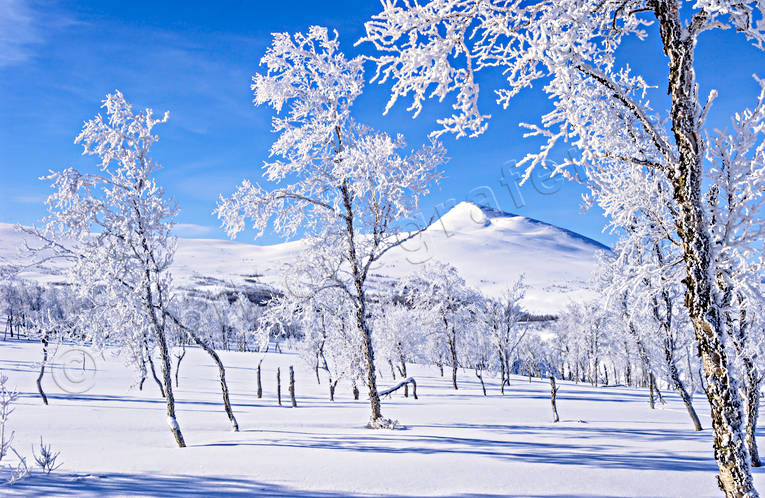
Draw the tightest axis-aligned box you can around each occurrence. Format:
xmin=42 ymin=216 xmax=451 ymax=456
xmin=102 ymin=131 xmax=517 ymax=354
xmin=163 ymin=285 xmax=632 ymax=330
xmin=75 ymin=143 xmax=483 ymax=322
xmin=449 ymin=333 xmax=458 ymax=390
xmin=174 ymin=344 xmax=186 ymax=388
xmin=353 ymin=383 xmax=359 ymax=400
xmin=475 ymin=368 xmax=487 ymax=396
xmin=36 ymin=333 xmax=49 ymax=405
xmin=398 ymin=352 xmax=408 ymax=398
xmin=172 ymin=315 xmax=239 ymax=432
xmin=144 ymin=337 xmax=166 ymax=399
xmin=379 ymin=377 xmax=417 ymax=399
xmin=649 ymin=373 xmax=656 ymax=410
xmin=651 ymin=3 xmax=756 ymax=492
xmin=744 ymin=359 xmax=761 ymax=468
xmin=257 ymin=359 xmax=263 ymax=399
xmin=667 ymin=348 xmax=703 ymax=431
xmin=329 ymin=379 xmax=337 ymax=402
xmin=550 ymin=376 xmax=559 ymax=423
xmin=653 ymin=374 xmax=666 ymax=406
xmin=153 ymin=323 xmax=185 ymax=448
xmin=289 ymin=365 xmax=297 ymax=408
xmin=730 ymin=304 xmax=761 ymax=468
xmin=340 ymin=181 xmax=385 ymax=426
xmin=499 ymin=350 xmax=506 ymax=395
xmin=276 ymin=367 xmax=282 ymax=406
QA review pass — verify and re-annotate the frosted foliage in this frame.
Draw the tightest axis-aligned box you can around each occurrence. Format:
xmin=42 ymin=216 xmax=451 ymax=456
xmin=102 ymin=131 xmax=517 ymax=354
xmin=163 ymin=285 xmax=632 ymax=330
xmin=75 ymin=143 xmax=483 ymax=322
xmin=217 ymin=26 xmax=444 ymax=249
xmin=401 ymin=262 xmax=481 ymax=367
xmin=373 ymin=301 xmax=431 ymax=368
xmin=216 ymin=26 xmax=446 ymax=424
xmin=30 ymin=91 xmax=177 ymax=355
xmin=361 ymin=1 xmax=764 ymax=183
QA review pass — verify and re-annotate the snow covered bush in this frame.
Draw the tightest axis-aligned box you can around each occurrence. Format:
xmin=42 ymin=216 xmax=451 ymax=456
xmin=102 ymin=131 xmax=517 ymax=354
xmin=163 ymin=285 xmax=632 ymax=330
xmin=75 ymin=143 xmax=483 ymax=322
xmin=0 ymin=373 xmax=28 ymax=485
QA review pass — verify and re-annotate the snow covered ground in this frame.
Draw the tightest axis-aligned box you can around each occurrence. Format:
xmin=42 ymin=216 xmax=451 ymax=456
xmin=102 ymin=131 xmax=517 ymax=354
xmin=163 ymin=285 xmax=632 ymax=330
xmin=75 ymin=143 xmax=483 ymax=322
xmin=2 ymin=339 xmax=761 ymax=497
xmin=0 ymin=202 xmax=607 ymax=315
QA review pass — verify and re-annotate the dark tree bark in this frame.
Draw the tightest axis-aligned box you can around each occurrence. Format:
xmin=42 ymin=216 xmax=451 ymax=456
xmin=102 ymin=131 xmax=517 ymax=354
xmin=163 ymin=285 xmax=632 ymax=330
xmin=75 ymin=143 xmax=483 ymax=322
xmin=499 ymin=349 xmax=507 ymax=394
xmin=144 ymin=336 xmax=166 ymax=399
xmin=448 ymin=329 xmax=458 ymax=390
xmin=155 ymin=326 xmax=185 ymax=448
xmin=647 ymin=2 xmax=756 ymax=493
xmin=289 ymin=365 xmax=297 ymax=408
xmin=744 ymin=364 xmax=761 ymax=468
xmin=550 ymin=376 xmax=559 ymax=423
xmin=475 ymin=368 xmax=487 ymax=396
xmin=329 ymin=379 xmax=338 ymax=401
xmin=397 ymin=348 xmax=409 ymax=398
xmin=166 ymin=312 xmax=239 ymax=432
xmin=174 ymin=343 xmax=186 ymax=388
xmin=257 ymin=359 xmax=263 ymax=399
xmin=729 ymin=303 xmax=762 ymax=468
xmin=36 ymin=332 xmax=49 ymax=405
xmin=276 ymin=367 xmax=282 ymax=406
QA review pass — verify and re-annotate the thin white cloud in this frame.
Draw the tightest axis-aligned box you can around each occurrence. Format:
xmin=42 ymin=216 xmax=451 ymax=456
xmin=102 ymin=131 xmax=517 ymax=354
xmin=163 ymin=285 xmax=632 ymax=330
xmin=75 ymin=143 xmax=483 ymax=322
xmin=0 ymin=0 xmax=81 ymax=69
xmin=11 ymin=194 xmax=46 ymax=204
xmin=173 ymin=223 xmax=215 ymax=237
xmin=0 ymin=0 xmax=41 ymax=68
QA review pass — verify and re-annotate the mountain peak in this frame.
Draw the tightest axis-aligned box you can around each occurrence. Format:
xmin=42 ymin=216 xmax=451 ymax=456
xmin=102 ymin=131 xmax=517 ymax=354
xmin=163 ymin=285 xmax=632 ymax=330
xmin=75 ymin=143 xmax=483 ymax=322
xmin=435 ymin=201 xmax=610 ymax=252
xmin=435 ymin=202 xmax=492 ymax=232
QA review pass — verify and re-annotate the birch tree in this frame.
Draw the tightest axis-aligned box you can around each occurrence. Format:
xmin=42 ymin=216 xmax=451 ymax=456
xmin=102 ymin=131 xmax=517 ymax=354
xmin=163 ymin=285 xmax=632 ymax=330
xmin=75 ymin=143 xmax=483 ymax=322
xmin=402 ymin=263 xmax=478 ymax=390
xmin=361 ymin=2 xmax=765 ymax=493
xmin=216 ymin=27 xmax=445 ymax=427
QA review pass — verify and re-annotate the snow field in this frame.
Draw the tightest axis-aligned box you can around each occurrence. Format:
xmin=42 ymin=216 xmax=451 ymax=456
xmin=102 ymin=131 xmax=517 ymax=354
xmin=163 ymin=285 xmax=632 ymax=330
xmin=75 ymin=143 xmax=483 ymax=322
xmin=1 ymin=340 xmax=761 ymax=496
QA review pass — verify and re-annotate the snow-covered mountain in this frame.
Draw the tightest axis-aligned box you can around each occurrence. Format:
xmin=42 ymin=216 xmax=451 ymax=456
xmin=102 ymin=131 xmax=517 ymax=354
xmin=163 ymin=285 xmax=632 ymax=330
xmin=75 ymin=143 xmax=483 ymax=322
xmin=0 ymin=202 xmax=608 ymax=314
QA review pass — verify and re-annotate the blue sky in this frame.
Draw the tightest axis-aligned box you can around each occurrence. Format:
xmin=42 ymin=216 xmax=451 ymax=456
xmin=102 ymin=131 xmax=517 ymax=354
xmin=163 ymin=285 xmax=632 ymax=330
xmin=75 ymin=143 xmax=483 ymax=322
xmin=1 ymin=1 xmax=764 ymax=246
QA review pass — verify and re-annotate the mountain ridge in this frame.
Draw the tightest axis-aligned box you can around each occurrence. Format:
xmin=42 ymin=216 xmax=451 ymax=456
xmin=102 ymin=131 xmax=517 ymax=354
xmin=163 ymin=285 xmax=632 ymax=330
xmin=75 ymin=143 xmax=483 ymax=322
xmin=0 ymin=202 xmax=606 ymax=313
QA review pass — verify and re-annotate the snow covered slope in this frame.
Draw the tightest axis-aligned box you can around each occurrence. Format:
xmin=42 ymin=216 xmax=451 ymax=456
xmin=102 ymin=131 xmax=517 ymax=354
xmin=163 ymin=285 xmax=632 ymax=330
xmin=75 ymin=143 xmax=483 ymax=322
xmin=0 ymin=202 xmax=608 ymax=314
xmin=379 ymin=202 xmax=608 ymax=313
xmin=0 ymin=340 xmax=747 ymax=497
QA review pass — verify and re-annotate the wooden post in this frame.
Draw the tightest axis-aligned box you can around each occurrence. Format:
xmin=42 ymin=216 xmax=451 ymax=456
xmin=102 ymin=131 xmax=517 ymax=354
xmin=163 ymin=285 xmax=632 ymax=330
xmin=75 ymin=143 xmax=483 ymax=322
xmin=550 ymin=376 xmax=559 ymax=423
xmin=257 ymin=359 xmax=263 ymax=399
xmin=289 ymin=365 xmax=297 ymax=408
xmin=276 ymin=367 xmax=282 ymax=406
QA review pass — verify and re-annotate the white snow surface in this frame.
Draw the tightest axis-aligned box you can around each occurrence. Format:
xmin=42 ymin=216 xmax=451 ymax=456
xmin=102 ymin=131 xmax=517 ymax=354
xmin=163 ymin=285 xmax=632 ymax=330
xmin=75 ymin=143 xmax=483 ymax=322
xmin=1 ymin=340 xmax=759 ymax=497
xmin=0 ymin=202 xmax=607 ymax=314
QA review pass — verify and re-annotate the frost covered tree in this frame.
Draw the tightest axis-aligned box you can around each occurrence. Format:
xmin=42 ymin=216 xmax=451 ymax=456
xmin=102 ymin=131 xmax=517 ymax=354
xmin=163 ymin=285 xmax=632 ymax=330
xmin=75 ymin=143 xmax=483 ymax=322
xmin=26 ymin=92 xmax=191 ymax=446
xmin=402 ymin=263 xmax=478 ymax=390
xmin=269 ymin=284 xmax=363 ymax=402
xmin=464 ymin=305 xmax=494 ymax=395
xmin=26 ymin=92 xmax=245 ymax=442
xmin=373 ymin=298 xmax=429 ymax=397
xmin=594 ymin=160 xmax=704 ymax=428
xmin=706 ymin=80 xmax=765 ymax=466
xmin=0 ymin=373 xmax=28 ymax=484
xmin=361 ymin=2 xmax=765 ymax=492
xmin=601 ymin=244 xmax=703 ymax=429
xmin=479 ymin=279 xmax=527 ymax=392
xmin=216 ymin=27 xmax=445 ymax=427
xmin=28 ymin=91 xmax=187 ymax=446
